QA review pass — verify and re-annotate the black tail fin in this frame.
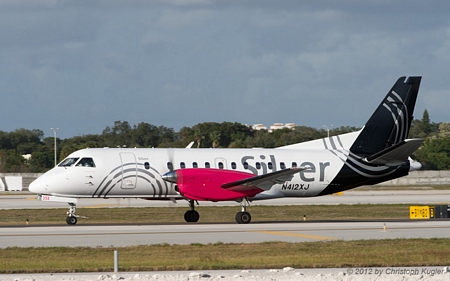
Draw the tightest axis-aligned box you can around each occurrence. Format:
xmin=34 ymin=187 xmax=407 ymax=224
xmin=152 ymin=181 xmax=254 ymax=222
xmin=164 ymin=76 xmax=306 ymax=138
xmin=350 ymin=76 xmax=421 ymax=157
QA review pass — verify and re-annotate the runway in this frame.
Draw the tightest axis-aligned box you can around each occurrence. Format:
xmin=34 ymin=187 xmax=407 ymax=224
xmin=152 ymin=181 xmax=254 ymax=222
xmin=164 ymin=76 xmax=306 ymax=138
xmin=1 ymin=220 xmax=450 ymax=248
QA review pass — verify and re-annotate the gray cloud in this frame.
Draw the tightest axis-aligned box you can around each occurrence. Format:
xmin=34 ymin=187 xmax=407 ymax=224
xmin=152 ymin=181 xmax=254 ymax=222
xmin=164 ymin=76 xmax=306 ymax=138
xmin=0 ymin=1 xmax=448 ymax=138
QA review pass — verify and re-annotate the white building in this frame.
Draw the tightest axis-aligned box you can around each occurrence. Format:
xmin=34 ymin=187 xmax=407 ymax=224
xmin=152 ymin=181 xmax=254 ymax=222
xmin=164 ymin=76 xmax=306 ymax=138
xmin=251 ymin=124 xmax=267 ymax=130
xmin=250 ymin=123 xmax=297 ymax=132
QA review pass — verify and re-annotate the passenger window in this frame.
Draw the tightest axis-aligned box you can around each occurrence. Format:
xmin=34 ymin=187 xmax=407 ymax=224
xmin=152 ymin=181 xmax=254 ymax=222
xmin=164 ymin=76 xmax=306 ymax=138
xmin=144 ymin=162 xmax=150 ymax=170
xmin=167 ymin=162 xmax=173 ymax=170
xmin=268 ymin=162 xmax=273 ymax=169
xmin=205 ymin=162 xmax=210 ymax=168
xmin=256 ymin=162 xmax=261 ymax=170
xmin=193 ymin=162 xmax=198 ymax=168
xmin=59 ymin=158 xmax=79 ymax=167
xmin=243 ymin=162 xmax=249 ymax=169
xmin=218 ymin=162 xmax=224 ymax=169
xmin=231 ymin=162 xmax=237 ymax=169
xmin=280 ymin=162 xmax=286 ymax=169
xmin=292 ymin=162 xmax=297 ymax=168
xmin=76 ymin=158 xmax=95 ymax=167
xmin=180 ymin=162 xmax=185 ymax=169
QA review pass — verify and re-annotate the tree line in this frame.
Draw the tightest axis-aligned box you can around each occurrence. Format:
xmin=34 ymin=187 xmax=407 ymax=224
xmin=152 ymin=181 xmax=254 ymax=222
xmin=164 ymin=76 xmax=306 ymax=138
xmin=409 ymin=110 xmax=450 ymax=170
xmin=0 ymin=110 xmax=447 ymax=172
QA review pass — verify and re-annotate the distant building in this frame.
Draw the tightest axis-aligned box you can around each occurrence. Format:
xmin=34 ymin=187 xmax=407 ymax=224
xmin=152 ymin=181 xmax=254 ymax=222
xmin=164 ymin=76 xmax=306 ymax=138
xmin=269 ymin=123 xmax=284 ymax=132
xmin=22 ymin=154 xmax=31 ymax=161
xmin=284 ymin=123 xmax=297 ymax=130
xmin=250 ymin=123 xmax=297 ymax=132
xmin=252 ymin=124 xmax=267 ymax=131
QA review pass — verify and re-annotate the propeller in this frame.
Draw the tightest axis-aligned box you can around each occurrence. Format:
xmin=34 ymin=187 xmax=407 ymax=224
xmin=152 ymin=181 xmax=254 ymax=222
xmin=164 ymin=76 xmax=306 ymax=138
xmin=162 ymin=170 xmax=177 ymax=183
xmin=162 ymin=141 xmax=194 ymax=184
xmin=162 ymin=148 xmax=177 ymax=183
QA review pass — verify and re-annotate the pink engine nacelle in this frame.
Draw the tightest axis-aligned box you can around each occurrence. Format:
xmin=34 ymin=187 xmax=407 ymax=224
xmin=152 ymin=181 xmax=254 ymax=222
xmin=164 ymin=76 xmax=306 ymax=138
xmin=174 ymin=168 xmax=263 ymax=201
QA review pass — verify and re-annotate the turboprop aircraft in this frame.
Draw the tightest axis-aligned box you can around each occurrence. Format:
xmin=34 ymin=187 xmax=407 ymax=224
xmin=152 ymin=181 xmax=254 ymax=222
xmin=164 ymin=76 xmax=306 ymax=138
xmin=29 ymin=76 xmax=424 ymax=225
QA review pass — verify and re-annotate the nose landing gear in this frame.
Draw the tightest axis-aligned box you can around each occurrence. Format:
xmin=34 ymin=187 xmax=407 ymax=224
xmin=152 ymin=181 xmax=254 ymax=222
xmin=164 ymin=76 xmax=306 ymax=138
xmin=66 ymin=202 xmax=78 ymax=225
xmin=36 ymin=195 xmax=81 ymax=225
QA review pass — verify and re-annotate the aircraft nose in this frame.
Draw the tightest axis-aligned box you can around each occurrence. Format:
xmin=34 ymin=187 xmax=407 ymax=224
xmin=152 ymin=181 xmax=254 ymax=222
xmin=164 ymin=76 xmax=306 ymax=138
xmin=29 ymin=177 xmax=46 ymax=194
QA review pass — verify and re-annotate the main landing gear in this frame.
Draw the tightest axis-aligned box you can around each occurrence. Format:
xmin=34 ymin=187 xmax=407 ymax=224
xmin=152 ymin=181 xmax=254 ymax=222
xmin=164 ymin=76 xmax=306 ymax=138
xmin=184 ymin=200 xmax=200 ymax=222
xmin=235 ymin=199 xmax=251 ymax=224
xmin=183 ymin=198 xmax=252 ymax=224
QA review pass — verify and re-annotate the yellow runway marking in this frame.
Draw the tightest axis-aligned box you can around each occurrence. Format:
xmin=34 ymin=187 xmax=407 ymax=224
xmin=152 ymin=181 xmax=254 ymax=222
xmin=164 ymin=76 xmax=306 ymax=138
xmin=251 ymin=230 xmax=337 ymax=241
xmin=26 ymin=198 xmax=36 ymax=200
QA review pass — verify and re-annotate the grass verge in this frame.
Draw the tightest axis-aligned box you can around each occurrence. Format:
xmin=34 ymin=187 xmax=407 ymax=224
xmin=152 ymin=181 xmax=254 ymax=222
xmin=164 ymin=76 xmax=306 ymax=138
xmin=1 ymin=239 xmax=449 ymax=273
xmin=0 ymin=204 xmax=414 ymax=225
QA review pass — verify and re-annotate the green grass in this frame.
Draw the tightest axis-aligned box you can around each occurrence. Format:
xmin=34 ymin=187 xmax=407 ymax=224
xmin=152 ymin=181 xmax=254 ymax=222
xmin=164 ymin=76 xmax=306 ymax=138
xmin=1 ymin=239 xmax=450 ymax=273
xmin=0 ymin=204 xmax=414 ymax=225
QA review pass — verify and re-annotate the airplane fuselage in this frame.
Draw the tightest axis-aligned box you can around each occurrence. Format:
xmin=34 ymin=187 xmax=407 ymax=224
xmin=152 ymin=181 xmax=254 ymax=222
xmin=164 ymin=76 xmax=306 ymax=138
xmin=33 ymin=146 xmax=347 ymax=200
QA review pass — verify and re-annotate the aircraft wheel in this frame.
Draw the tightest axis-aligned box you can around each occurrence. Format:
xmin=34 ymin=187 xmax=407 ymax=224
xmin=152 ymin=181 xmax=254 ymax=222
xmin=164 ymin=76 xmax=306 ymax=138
xmin=235 ymin=211 xmax=251 ymax=224
xmin=66 ymin=216 xmax=77 ymax=225
xmin=235 ymin=212 xmax=242 ymax=223
xmin=184 ymin=210 xmax=199 ymax=223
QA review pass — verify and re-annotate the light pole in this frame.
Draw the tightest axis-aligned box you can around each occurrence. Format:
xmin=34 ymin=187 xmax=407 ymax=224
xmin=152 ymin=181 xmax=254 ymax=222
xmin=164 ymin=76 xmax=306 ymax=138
xmin=323 ymin=125 xmax=334 ymax=138
xmin=50 ymin=128 xmax=59 ymax=166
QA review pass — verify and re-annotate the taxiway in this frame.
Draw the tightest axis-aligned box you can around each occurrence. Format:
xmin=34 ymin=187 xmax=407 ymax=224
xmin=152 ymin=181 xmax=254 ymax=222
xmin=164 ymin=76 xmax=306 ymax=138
xmin=1 ymin=220 xmax=449 ymax=248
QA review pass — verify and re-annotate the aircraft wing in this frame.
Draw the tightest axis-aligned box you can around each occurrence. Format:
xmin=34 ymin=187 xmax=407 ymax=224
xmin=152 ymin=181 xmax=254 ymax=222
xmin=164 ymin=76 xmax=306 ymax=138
xmin=221 ymin=167 xmax=307 ymax=191
xmin=365 ymin=138 xmax=424 ymax=166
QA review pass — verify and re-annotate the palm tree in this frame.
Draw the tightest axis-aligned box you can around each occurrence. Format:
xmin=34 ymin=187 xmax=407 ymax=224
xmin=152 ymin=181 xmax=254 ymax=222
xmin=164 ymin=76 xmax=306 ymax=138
xmin=210 ymin=131 xmax=221 ymax=148
xmin=194 ymin=129 xmax=205 ymax=148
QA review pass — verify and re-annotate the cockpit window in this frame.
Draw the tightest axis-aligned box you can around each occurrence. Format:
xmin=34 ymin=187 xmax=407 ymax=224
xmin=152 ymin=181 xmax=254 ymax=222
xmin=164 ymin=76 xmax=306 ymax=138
xmin=76 ymin=158 xmax=96 ymax=167
xmin=58 ymin=158 xmax=79 ymax=167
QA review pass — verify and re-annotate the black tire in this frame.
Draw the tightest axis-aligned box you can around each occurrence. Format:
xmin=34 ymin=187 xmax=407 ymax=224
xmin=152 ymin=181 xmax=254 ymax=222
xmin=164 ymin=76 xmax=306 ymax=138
xmin=235 ymin=211 xmax=251 ymax=224
xmin=184 ymin=210 xmax=200 ymax=223
xmin=235 ymin=212 xmax=243 ymax=224
xmin=66 ymin=216 xmax=77 ymax=225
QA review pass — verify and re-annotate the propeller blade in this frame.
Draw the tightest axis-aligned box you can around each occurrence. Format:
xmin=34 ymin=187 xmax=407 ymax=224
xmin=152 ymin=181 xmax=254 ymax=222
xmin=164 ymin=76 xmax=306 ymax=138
xmin=167 ymin=148 xmax=174 ymax=171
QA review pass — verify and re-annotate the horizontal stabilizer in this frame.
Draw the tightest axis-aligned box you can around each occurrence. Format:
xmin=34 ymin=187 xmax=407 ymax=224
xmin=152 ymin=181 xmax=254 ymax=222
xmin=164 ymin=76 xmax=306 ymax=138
xmin=365 ymin=138 xmax=424 ymax=166
xmin=222 ymin=167 xmax=307 ymax=191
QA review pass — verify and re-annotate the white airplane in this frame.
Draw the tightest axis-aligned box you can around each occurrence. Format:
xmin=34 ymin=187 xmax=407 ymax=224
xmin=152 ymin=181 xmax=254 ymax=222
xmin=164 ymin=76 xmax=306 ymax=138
xmin=29 ymin=76 xmax=424 ymax=225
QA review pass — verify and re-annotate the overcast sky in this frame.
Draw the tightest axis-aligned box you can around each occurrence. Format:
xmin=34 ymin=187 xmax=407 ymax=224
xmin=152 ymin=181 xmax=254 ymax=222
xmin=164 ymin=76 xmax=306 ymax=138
xmin=1 ymin=1 xmax=449 ymax=139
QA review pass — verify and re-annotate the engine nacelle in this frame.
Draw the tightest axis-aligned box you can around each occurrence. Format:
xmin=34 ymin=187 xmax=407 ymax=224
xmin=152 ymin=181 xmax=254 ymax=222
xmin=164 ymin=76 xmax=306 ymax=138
xmin=163 ymin=168 xmax=263 ymax=201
